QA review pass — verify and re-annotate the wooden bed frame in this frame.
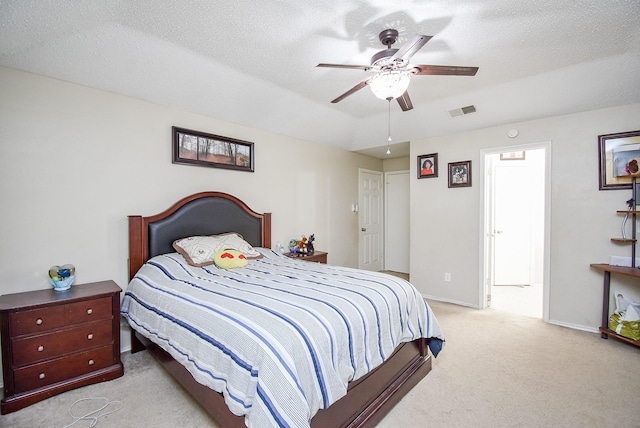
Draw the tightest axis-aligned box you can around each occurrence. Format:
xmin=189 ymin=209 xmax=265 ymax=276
xmin=127 ymin=191 xmax=433 ymax=427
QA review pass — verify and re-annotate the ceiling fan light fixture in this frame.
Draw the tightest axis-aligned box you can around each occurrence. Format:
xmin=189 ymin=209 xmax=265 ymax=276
xmin=369 ymin=71 xmax=411 ymax=100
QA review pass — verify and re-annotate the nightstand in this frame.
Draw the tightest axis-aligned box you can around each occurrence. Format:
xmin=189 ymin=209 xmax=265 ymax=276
xmin=285 ymin=251 xmax=328 ymax=264
xmin=0 ymin=280 xmax=124 ymax=414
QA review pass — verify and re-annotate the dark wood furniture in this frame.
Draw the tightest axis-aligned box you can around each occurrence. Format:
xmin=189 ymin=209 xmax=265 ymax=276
xmin=0 ymin=280 xmax=124 ymax=414
xmin=590 ymin=264 xmax=640 ymax=347
xmin=285 ymin=250 xmax=328 ymax=264
xmin=128 ymin=191 xmax=434 ymax=427
xmin=591 ymin=174 xmax=640 ymax=347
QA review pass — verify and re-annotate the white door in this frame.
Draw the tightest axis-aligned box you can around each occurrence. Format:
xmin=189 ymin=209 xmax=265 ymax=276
xmin=359 ymin=169 xmax=383 ymax=271
xmin=385 ymin=171 xmax=409 ymax=273
xmin=492 ymin=163 xmax=532 ymax=285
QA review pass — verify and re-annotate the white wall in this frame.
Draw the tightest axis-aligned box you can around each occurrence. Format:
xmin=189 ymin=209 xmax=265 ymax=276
xmin=0 ymin=66 xmax=380 ymax=293
xmin=410 ymin=103 xmax=640 ymax=331
xmin=383 ymin=156 xmax=410 ymax=172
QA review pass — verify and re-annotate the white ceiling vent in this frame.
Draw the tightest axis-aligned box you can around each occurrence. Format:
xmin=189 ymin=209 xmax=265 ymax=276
xmin=448 ymin=105 xmax=477 ymax=118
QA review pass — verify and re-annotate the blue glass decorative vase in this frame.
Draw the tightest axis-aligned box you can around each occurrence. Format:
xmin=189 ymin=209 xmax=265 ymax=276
xmin=48 ymin=264 xmax=75 ymax=291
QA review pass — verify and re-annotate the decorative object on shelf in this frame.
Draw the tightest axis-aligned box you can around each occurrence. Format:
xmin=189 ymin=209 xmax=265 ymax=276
xmin=288 ymin=239 xmax=299 ymax=254
xmin=448 ymin=160 xmax=472 ymax=188
xmin=597 ymin=129 xmax=640 ymax=190
xmin=417 ymin=153 xmax=438 ymax=179
xmin=48 ymin=264 xmax=75 ymax=291
xmin=621 ymin=197 xmax=634 ymax=240
xmin=172 ymin=126 xmax=254 ymax=172
xmin=306 ymin=234 xmax=315 ymax=254
xmin=297 ymin=236 xmax=309 ymax=254
xmin=609 ymin=291 xmax=640 ymax=341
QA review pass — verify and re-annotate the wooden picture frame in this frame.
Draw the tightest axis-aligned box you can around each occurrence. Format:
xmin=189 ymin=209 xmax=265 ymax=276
xmin=172 ymin=126 xmax=254 ymax=172
xmin=448 ymin=160 xmax=472 ymax=188
xmin=417 ymin=153 xmax=438 ymax=179
xmin=598 ymin=130 xmax=640 ymax=190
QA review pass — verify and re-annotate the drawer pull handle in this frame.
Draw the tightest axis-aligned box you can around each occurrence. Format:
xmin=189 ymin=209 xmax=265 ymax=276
xmin=37 ymin=345 xmax=44 ymax=352
xmin=87 ymin=333 xmax=94 ymax=340
xmin=39 ymin=373 xmax=45 ymax=379
xmin=36 ymin=318 xmax=43 ymax=325
xmin=87 ymin=309 xmax=93 ymax=315
xmin=88 ymin=359 xmax=94 ymax=366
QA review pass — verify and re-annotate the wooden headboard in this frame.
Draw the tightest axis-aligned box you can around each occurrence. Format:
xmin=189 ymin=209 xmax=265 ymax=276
xmin=128 ymin=191 xmax=271 ymax=281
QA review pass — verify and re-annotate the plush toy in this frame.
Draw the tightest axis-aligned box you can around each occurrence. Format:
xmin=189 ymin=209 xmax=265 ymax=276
xmin=288 ymin=239 xmax=299 ymax=254
xmin=297 ymin=236 xmax=308 ymax=254
xmin=306 ymin=234 xmax=315 ymax=254
xmin=213 ymin=249 xmax=248 ymax=269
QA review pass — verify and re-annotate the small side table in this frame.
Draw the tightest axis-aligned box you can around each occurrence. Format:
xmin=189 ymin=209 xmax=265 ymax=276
xmin=285 ymin=251 xmax=328 ymax=264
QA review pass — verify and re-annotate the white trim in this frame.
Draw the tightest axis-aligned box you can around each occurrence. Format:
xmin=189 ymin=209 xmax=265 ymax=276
xmin=548 ymin=320 xmax=599 ymax=334
xmin=422 ymin=294 xmax=481 ymax=309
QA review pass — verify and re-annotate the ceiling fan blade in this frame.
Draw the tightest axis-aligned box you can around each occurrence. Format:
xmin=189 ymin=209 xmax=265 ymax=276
xmin=410 ymin=65 xmax=479 ymax=76
xmin=331 ymin=79 xmax=370 ymax=103
xmin=317 ymin=63 xmax=370 ymax=71
xmin=391 ymin=35 xmax=432 ymax=61
xmin=396 ymin=91 xmax=413 ymax=111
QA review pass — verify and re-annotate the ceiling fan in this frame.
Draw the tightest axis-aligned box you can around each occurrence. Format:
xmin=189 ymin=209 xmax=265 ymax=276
xmin=317 ymin=29 xmax=479 ymax=111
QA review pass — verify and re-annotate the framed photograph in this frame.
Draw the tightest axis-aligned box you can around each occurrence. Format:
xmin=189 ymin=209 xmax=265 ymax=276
xmin=448 ymin=160 xmax=472 ymax=188
xmin=500 ymin=150 xmax=525 ymax=161
xmin=417 ymin=153 xmax=438 ymax=179
xmin=599 ymin=130 xmax=640 ymax=190
xmin=172 ymin=126 xmax=254 ymax=172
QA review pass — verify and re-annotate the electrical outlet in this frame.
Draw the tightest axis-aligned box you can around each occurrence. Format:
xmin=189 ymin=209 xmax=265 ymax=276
xmin=444 ymin=272 xmax=451 ymax=282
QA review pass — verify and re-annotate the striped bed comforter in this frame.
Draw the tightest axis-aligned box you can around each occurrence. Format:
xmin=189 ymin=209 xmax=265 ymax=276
xmin=121 ymin=248 xmax=443 ymax=428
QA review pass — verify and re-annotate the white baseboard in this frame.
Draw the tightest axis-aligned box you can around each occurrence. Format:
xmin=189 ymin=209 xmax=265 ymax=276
xmin=422 ymin=294 xmax=481 ymax=309
xmin=548 ymin=319 xmax=599 ymax=334
xmin=423 ymin=294 xmax=600 ymax=335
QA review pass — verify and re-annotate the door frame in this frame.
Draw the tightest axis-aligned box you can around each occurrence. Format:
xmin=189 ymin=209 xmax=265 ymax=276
xmin=479 ymin=141 xmax=551 ymax=322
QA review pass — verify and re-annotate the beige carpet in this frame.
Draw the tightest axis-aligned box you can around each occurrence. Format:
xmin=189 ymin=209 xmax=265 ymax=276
xmin=2 ymin=300 xmax=638 ymax=428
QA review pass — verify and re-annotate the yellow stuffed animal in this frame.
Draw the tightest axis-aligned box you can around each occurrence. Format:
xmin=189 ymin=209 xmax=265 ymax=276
xmin=213 ymin=249 xmax=248 ymax=269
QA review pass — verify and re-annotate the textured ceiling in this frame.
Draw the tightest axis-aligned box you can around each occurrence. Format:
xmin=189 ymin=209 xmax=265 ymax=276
xmin=1 ymin=0 xmax=639 ymax=158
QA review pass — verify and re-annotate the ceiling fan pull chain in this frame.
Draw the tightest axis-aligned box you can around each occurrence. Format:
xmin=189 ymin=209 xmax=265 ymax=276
xmin=386 ymin=98 xmax=392 ymax=155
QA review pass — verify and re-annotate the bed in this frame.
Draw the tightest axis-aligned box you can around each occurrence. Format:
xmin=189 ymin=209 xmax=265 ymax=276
xmin=123 ymin=191 xmax=443 ymax=428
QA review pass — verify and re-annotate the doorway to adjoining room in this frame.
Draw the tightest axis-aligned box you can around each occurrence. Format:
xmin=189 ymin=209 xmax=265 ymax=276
xmin=482 ymin=145 xmax=549 ymax=319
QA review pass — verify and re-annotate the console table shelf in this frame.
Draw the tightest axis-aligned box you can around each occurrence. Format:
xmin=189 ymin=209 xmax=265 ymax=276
xmin=590 ymin=264 xmax=640 ymax=348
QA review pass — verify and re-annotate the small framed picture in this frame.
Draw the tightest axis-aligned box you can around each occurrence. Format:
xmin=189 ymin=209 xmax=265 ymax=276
xmin=500 ymin=151 xmax=525 ymax=161
xmin=417 ymin=153 xmax=438 ymax=179
xmin=448 ymin=160 xmax=472 ymax=188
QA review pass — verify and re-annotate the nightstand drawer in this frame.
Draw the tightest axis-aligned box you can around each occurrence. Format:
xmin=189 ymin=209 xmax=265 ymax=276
xmin=13 ymin=345 xmax=114 ymax=394
xmin=12 ymin=320 xmax=113 ymax=366
xmin=9 ymin=297 xmax=112 ymax=336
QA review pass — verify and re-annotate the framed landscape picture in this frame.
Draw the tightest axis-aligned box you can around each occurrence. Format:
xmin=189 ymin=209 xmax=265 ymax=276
xmin=172 ymin=126 xmax=254 ymax=172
